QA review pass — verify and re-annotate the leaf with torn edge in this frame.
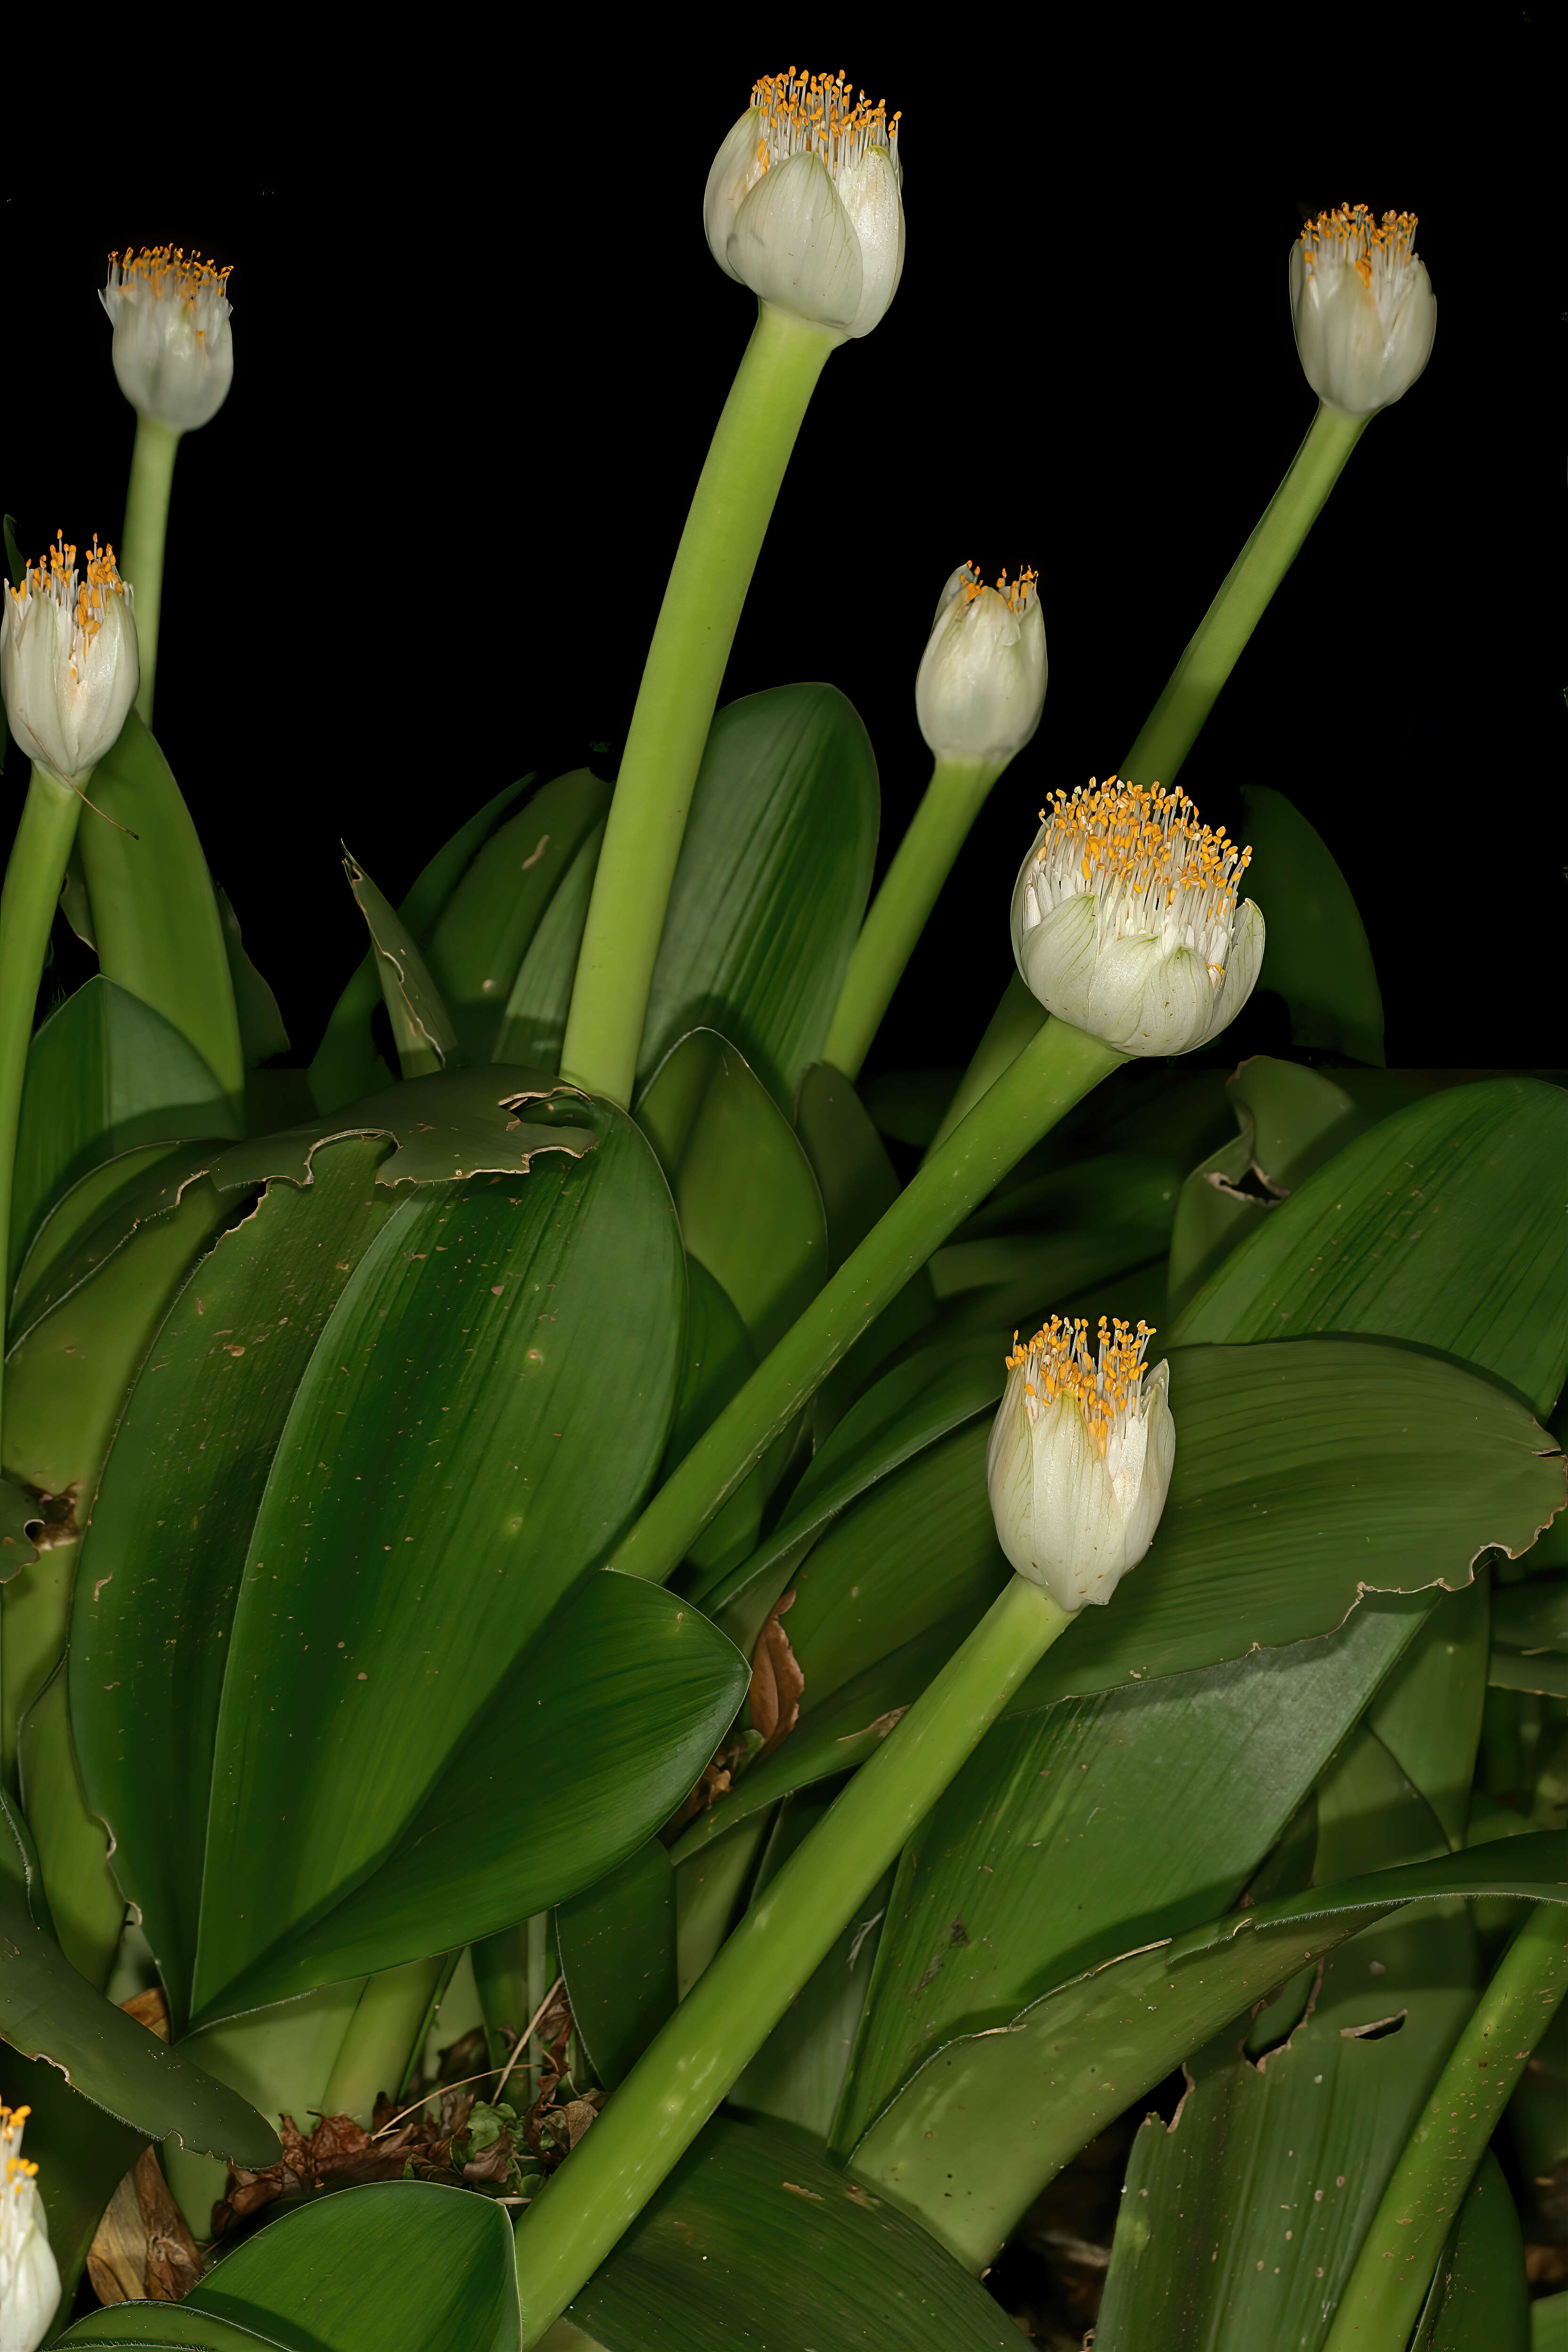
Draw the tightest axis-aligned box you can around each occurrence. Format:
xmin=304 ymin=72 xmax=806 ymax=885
xmin=343 ymin=848 xmax=459 ymax=1078
xmin=207 ymin=1064 xmax=598 ymax=1193
xmin=0 ymin=1478 xmax=42 ymax=1583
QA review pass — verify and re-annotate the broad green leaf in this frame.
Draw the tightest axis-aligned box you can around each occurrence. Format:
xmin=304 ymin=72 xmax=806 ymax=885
xmin=861 ymin=1067 xmax=957 ymax=1150
xmin=17 ymin=1659 xmax=122 ymax=1986
xmin=559 ymin=2113 xmax=1018 ymax=2352
xmin=71 ymin=1138 xmax=403 ymax=2026
xmin=5 ymin=2050 xmax=147 ymax=2333
xmin=638 ymin=1030 xmax=827 ymax=1360
xmin=638 ymin=685 xmax=879 ymax=1108
xmin=188 ymin=1109 xmax=686 ymax=2020
xmin=309 ymin=770 xmax=537 ymax=1113
xmin=1240 ymin=783 xmax=1385 ymax=1064
xmin=1093 ymin=1729 xmax=1479 ymax=2352
xmin=1535 ymin=2290 xmax=1568 ymax=2350
xmin=10 ymin=975 xmax=233 ymax=1280
xmin=203 ymin=1571 xmax=745 ymax=2016
xmin=848 ymin=1831 xmax=1568 ymax=2272
xmin=0 ymin=1872 xmax=276 ymax=2162
xmin=1171 ymin=1077 xmax=1568 ymax=1417
xmin=424 ymin=769 xmax=612 ymax=1062
xmin=65 ymin=2179 xmax=523 ymax=2352
xmin=209 ymin=1064 xmax=595 ymax=1193
xmin=216 ymin=887 xmax=290 ymax=1067
xmin=1368 ymin=1575 xmax=1492 ymax=1846
xmin=557 ymin=1840 xmax=677 ymax=2089
xmin=78 ymin=709 xmax=245 ymax=1111
xmin=831 ymin=1601 xmax=1426 ymax=2154
xmin=0 ymin=1478 xmax=41 ymax=1580
xmin=10 ymin=1139 xmax=194 ymax=1329
xmin=1416 ymin=2152 xmax=1530 ymax=2352
xmin=343 ymin=849 xmax=458 ymax=1077
xmin=665 ymin=1259 xmax=762 ymax=1583
xmin=496 ymin=819 xmax=605 ymax=1070
xmin=1492 ymin=1576 xmax=1568 ymax=1651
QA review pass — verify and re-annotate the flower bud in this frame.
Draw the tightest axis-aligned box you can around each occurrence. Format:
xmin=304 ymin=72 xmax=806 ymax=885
xmin=1289 ymin=204 xmax=1436 ymax=419
xmin=916 ymin=562 xmax=1047 ymax=766
xmin=100 ymin=245 xmax=234 ymax=433
xmin=0 ymin=2106 xmax=59 ymax=2352
xmin=1012 ymin=777 xmax=1263 ymax=1056
xmin=704 ymin=68 xmax=904 ymax=342
xmin=1 ymin=536 xmax=138 ymax=788
xmin=987 ymin=1315 xmax=1174 ymax=1612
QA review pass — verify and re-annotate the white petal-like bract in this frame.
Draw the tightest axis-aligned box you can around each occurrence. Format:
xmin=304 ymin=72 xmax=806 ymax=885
xmin=101 ymin=245 xmax=234 ymax=433
xmin=1289 ymin=204 xmax=1436 ymax=418
xmin=986 ymin=1315 xmax=1175 ymax=1613
xmin=0 ymin=2106 xmax=60 ymax=2352
xmin=1 ymin=536 xmax=138 ymax=788
xmin=916 ymin=563 xmax=1047 ymax=764
xmin=1012 ymin=777 xmax=1264 ymax=1056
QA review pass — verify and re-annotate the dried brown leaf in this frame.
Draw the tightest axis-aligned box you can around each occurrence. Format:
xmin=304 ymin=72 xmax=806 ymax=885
xmin=751 ymin=1588 xmax=804 ymax=1760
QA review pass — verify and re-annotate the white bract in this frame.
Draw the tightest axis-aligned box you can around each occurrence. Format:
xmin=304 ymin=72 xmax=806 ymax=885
xmin=1012 ymin=777 xmax=1264 ymax=1056
xmin=704 ymin=68 xmax=904 ymax=341
xmin=916 ymin=563 xmax=1047 ymax=766
xmin=1289 ymin=204 xmax=1436 ymax=419
xmin=0 ymin=2107 xmax=59 ymax=2352
xmin=987 ymin=1315 xmax=1175 ymax=1613
xmin=1 ymin=536 xmax=138 ymax=788
xmin=100 ymin=245 xmax=234 ymax=432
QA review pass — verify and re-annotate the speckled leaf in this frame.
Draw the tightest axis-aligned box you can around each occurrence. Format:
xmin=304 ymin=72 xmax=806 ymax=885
xmin=343 ymin=850 xmax=458 ymax=1077
xmin=207 ymin=1065 xmax=595 ymax=1194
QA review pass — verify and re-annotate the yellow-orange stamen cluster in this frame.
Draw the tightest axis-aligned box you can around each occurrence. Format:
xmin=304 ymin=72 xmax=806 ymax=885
xmin=749 ymin=66 xmax=900 ymax=181
xmin=1298 ymin=203 xmax=1420 ymax=293
xmin=960 ymin=560 xmax=1038 ymax=615
xmin=7 ymin=533 xmax=130 ymax=681
xmin=1025 ymin=776 xmax=1250 ymax=956
xmin=106 ymin=244 xmax=232 ymax=303
xmin=0 ymin=2104 xmax=35 ymax=2199
xmin=1004 ymin=1316 xmax=1155 ymax=1457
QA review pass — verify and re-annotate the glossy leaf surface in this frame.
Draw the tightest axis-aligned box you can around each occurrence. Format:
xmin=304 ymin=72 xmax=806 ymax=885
xmin=1240 ymin=783 xmax=1385 ymax=1064
xmin=557 ymin=1840 xmax=678 ymax=2090
xmin=496 ymin=819 xmax=605 ymax=1071
xmin=1418 ymin=2152 xmax=1530 ymax=2352
xmin=343 ymin=849 xmax=458 ymax=1077
xmin=1171 ymin=1077 xmax=1568 ymax=1417
xmin=638 ymin=685 xmax=878 ymax=1107
xmin=560 ymin=2113 xmax=1017 ymax=2352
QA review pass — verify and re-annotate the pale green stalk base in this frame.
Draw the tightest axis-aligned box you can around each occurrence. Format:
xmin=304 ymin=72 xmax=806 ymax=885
xmin=320 ymin=1954 xmax=448 ymax=2124
xmin=120 ymin=413 xmax=181 ymax=731
xmin=514 ymin=1575 xmax=1074 ymax=2343
xmin=560 ymin=304 xmax=836 ymax=1109
xmin=933 ymin=401 xmax=1371 ymax=1142
xmin=0 ymin=767 xmax=83 ymax=1458
xmin=611 ymin=1018 xmax=1127 ymax=1587
xmin=1322 ymin=1901 xmax=1568 ymax=2352
xmin=824 ymin=754 xmax=1003 ymax=1083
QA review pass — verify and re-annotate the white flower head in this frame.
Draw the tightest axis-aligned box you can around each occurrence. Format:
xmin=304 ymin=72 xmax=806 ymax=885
xmin=987 ymin=1315 xmax=1175 ymax=1613
xmin=1289 ymin=204 xmax=1436 ymax=419
xmin=100 ymin=245 xmax=235 ymax=432
xmin=1 ymin=534 xmax=138 ymax=788
xmin=0 ymin=2106 xmax=60 ymax=2352
xmin=916 ymin=562 xmax=1047 ymax=766
xmin=704 ymin=68 xmax=905 ymax=341
xmin=1012 ymin=777 xmax=1264 ymax=1057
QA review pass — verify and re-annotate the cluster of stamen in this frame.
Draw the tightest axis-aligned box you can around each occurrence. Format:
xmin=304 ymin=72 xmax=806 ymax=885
xmin=104 ymin=244 xmax=232 ymax=340
xmin=1005 ymin=1316 xmax=1155 ymax=1458
xmin=7 ymin=533 xmax=130 ymax=681
xmin=1298 ymin=204 xmax=1420 ymax=294
xmin=0 ymin=2105 xmax=35 ymax=2203
xmin=1021 ymin=777 xmax=1250 ymax=972
xmin=960 ymin=560 xmax=1038 ymax=615
xmin=750 ymin=66 xmax=900 ymax=180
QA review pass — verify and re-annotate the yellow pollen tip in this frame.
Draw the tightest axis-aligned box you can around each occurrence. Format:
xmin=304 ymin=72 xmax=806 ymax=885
xmin=104 ymin=243 xmax=233 ymax=300
xmin=960 ymin=560 xmax=1038 ymax=613
xmin=746 ymin=66 xmax=900 ymax=179
xmin=1004 ymin=1315 xmax=1156 ymax=1459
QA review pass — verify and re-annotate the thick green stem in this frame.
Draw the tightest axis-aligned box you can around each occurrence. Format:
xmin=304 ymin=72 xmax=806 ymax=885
xmin=0 ymin=768 xmax=82 ymax=1454
xmin=1322 ymin=1901 xmax=1568 ymax=2352
xmin=560 ymin=304 xmax=836 ymax=1108
xmin=119 ymin=413 xmax=181 ymax=732
xmin=319 ymin=1955 xmax=448 ymax=2124
xmin=514 ymin=1574 xmax=1073 ymax=2341
xmin=611 ymin=1018 xmax=1127 ymax=1587
xmin=933 ymin=402 xmax=1370 ymax=1141
xmin=824 ymin=755 xmax=1002 ymax=1082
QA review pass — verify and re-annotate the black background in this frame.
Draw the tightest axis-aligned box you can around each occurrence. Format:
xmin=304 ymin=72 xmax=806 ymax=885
xmin=4 ymin=17 xmax=1561 ymax=1085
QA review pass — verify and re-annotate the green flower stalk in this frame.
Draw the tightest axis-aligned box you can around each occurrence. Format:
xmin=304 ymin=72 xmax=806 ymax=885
xmin=931 ymin=200 xmax=1433 ymax=1144
xmin=101 ymin=245 xmax=235 ymax=729
xmin=1321 ymin=1900 xmax=1568 ymax=2352
xmin=825 ymin=562 xmax=1046 ymax=1081
xmin=614 ymin=777 xmax=1259 ymax=1589
xmin=0 ymin=537 xmax=139 ymax=1454
xmin=560 ymin=68 xmax=905 ymax=1109
xmin=516 ymin=1318 xmax=1176 ymax=2341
